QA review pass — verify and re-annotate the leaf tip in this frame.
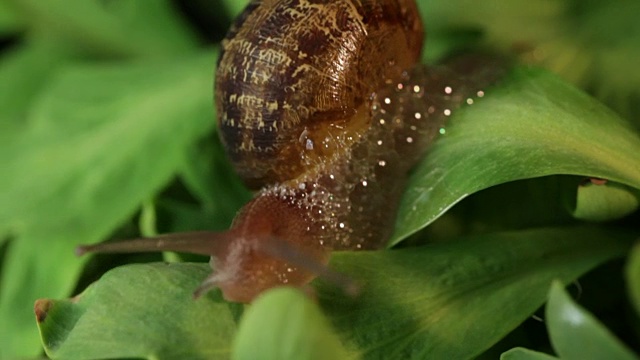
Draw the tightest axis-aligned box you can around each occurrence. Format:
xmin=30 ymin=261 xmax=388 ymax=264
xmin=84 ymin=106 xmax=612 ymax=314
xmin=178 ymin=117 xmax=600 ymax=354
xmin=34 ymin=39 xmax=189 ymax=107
xmin=34 ymin=299 xmax=53 ymax=323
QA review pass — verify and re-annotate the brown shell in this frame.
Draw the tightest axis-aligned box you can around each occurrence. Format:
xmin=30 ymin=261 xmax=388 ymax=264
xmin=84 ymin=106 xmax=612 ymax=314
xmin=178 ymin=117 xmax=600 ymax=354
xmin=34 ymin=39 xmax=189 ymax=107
xmin=215 ymin=0 xmax=423 ymax=189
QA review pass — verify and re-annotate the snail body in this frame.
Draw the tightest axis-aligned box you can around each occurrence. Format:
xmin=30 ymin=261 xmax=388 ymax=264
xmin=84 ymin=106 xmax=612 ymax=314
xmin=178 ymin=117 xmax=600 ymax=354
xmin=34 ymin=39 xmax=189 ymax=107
xmin=77 ymin=0 xmax=503 ymax=303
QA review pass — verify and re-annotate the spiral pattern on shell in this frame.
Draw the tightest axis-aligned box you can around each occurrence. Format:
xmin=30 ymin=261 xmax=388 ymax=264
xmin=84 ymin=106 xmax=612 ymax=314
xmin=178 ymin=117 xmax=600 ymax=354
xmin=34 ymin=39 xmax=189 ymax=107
xmin=215 ymin=0 xmax=424 ymax=189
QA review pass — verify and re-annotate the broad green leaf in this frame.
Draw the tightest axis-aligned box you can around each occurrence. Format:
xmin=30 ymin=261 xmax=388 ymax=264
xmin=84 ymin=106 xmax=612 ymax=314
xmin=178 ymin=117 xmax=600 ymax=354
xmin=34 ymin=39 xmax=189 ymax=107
xmin=573 ymin=182 xmax=639 ymax=222
xmin=391 ymin=67 xmax=640 ymax=245
xmin=626 ymin=243 xmax=640 ymax=317
xmin=0 ymin=51 xmax=217 ymax=358
xmin=36 ymin=263 xmax=236 ymax=359
xmin=0 ymin=39 xmax=74 ymax=125
xmin=35 ymin=226 xmax=635 ymax=359
xmin=318 ymin=226 xmax=635 ymax=359
xmin=501 ymin=348 xmax=559 ymax=360
xmin=233 ymin=288 xmax=353 ymax=360
xmin=546 ymin=281 xmax=639 ymax=360
xmin=7 ymin=0 xmax=197 ymax=57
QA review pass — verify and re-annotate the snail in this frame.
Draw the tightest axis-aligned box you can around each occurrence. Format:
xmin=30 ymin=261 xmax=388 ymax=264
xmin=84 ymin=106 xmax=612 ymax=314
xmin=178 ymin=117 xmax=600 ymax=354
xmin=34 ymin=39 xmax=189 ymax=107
xmin=76 ymin=0 xmax=505 ymax=303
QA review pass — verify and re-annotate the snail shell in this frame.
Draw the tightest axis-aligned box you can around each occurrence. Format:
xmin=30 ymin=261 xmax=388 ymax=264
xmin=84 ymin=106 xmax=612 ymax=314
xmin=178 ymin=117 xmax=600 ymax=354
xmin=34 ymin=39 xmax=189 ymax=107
xmin=216 ymin=0 xmax=423 ymax=188
xmin=77 ymin=0 xmax=504 ymax=303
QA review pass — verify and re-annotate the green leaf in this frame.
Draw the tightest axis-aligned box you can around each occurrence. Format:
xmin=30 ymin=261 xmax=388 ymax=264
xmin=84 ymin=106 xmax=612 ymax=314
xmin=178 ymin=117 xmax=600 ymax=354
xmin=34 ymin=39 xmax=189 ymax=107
xmin=233 ymin=288 xmax=353 ymax=360
xmin=501 ymin=348 xmax=560 ymax=360
xmin=318 ymin=226 xmax=634 ymax=359
xmin=7 ymin=0 xmax=197 ymax=57
xmin=0 ymin=40 xmax=74 ymax=125
xmin=573 ymin=182 xmax=639 ymax=222
xmin=36 ymin=263 xmax=236 ymax=359
xmin=626 ymin=243 xmax=640 ymax=317
xmin=391 ymin=67 xmax=640 ymax=245
xmin=34 ymin=226 xmax=635 ymax=359
xmin=546 ymin=281 xmax=639 ymax=360
xmin=0 ymin=51 xmax=217 ymax=358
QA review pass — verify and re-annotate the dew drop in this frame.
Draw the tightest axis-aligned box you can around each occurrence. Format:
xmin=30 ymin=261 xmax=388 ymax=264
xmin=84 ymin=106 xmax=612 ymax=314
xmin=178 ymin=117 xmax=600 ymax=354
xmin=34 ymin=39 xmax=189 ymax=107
xmin=444 ymin=86 xmax=452 ymax=94
xmin=384 ymin=97 xmax=391 ymax=104
xmin=444 ymin=109 xmax=451 ymax=116
xmin=414 ymin=112 xmax=422 ymax=119
xmin=477 ymin=90 xmax=485 ymax=97
xmin=466 ymin=98 xmax=474 ymax=105
xmin=406 ymin=137 xmax=413 ymax=143
xmin=378 ymin=160 xmax=386 ymax=167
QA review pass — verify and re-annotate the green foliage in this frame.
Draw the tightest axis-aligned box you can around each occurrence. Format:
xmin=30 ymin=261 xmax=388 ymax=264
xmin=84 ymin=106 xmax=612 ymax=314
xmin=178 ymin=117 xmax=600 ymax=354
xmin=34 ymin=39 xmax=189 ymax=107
xmin=545 ymin=281 xmax=638 ymax=360
xmin=33 ymin=228 xmax=636 ymax=359
xmin=501 ymin=281 xmax=639 ymax=360
xmin=0 ymin=50 xmax=216 ymax=357
xmin=391 ymin=66 xmax=640 ymax=244
xmin=421 ymin=0 xmax=640 ymax=122
xmin=233 ymin=288 xmax=351 ymax=360
xmin=36 ymin=263 xmax=236 ymax=359
xmin=0 ymin=0 xmax=638 ymax=359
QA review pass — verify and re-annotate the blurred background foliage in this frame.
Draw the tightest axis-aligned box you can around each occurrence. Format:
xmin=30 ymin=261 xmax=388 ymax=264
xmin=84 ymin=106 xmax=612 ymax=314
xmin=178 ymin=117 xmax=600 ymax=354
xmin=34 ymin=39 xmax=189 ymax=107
xmin=0 ymin=0 xmax=639 ymax=359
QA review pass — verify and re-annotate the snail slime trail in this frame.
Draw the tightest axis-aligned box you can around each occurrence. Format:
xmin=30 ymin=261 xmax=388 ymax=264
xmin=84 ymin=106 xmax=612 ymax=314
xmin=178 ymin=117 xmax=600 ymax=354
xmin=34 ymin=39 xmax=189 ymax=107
xmin=76 ymin=0 xmax=506 ymax=303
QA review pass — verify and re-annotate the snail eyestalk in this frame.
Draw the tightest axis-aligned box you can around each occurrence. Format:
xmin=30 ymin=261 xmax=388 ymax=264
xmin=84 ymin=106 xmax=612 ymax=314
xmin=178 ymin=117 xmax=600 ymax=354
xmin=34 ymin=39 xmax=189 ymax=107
xmin=75 ymin=231 xmax=235 ymax=258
